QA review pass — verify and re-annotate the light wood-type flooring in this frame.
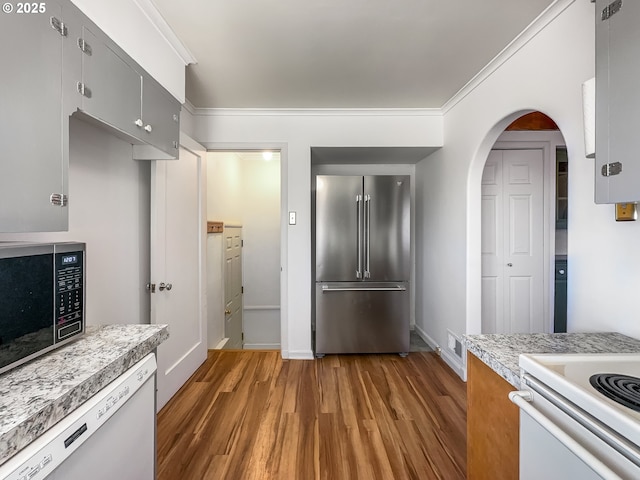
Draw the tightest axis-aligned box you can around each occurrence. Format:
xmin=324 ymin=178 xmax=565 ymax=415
xmin=157 ymin=350 xmax=466 ymax=479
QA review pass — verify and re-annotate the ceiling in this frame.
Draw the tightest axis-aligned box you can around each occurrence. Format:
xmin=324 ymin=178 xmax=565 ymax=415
xmin=151 ymin=0 xmax=555 ymax=109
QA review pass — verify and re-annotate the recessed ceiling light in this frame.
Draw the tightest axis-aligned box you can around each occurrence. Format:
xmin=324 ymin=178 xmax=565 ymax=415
xmin=262 ymin=151 xmax=273 ymax=161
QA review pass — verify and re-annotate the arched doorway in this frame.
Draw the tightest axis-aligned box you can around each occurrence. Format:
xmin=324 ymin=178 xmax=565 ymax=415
xmin=479 ymin=112 xmax=568 ymax=334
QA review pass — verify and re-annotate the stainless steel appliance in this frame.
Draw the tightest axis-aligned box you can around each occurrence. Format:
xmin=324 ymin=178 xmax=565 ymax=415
xmin=314 ymin=175 xmax=409 ymax=356
xmin=0 ymin=242 xmax=85 ymax=375
xmin=510 ymin=353 xmax=640 ymax=479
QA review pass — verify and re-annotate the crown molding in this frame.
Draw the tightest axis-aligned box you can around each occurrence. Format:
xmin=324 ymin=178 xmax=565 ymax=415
xmin=182 ymin=99 xmax=198 ymax=115
xmin=187 ymin=107 xmax=443 ymax=117
xmin=441 ymin=0 xmax=576 ymax=114
xmin=133 ymin=0 xmax=197 ymax=66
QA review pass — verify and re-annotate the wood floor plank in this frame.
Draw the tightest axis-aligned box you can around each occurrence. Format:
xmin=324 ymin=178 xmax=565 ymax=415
xmin=157 ymin=351 xmax=466 ymax=480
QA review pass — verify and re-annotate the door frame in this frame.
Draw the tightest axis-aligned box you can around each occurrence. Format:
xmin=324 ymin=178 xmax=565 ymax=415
xmin=484 ymin=130 xmax=566 ymax=333
xmin=201 ymin=142 xmax=288 ymax=355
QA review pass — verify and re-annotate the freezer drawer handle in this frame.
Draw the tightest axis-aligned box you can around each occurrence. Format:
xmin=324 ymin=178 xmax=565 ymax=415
xmin=321 ymin=285 xmax=406 ymax=292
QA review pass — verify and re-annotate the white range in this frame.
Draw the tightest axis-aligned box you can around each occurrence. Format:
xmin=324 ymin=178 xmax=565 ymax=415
xmin=511 ymin=353 xmax=640 ymax=480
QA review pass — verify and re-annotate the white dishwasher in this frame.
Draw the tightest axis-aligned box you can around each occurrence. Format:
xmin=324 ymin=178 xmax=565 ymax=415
xmin=0 ymin=353 xmax=157 ymax=480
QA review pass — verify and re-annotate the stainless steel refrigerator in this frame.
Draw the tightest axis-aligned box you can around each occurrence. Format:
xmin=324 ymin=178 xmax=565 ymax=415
xmin=314 ymin=175 xmax=410 ymax=356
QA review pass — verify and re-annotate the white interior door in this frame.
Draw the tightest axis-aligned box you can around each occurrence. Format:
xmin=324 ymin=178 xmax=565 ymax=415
xmin=482 ymin=149 xmax=545 ymax=334
xmin=151 ymin=135 xmax=207 ymax=410
xmin=224 ymin=226 xmax=243 ymax=349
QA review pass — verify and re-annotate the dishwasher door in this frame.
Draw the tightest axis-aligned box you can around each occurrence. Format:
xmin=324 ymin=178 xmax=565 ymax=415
xmin=48 ymin=377 xmax=155 ymax=479
xmin=0 ymin=354 xmax=157 ymax=480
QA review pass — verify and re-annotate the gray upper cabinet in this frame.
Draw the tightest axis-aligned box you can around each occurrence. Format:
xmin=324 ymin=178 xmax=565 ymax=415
xmin=0 ymin=1 xmax=69 ymax=232
xmin=595 ymin=0 xmax=640 ymax=203
xmin=79 ymin=27 xmax=143 ymax=140
xmin=0 ymin=0 xmax=181 ymax=232
xmin=137 ymin=76 xmax=181 ymax=158
xmin=77 ymin=26 xmax=180 ymax=158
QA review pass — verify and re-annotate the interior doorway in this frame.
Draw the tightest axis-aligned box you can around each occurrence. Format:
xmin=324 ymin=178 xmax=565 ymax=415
xmin=206 ymin=151 xmax=282 ymax=350
xmin=480 ymin=112 xmax=568 ymax=334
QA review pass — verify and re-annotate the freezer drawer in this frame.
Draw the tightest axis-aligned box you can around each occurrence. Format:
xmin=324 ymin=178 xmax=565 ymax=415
xmin=315 ymin=282 xmax=409 ymax=355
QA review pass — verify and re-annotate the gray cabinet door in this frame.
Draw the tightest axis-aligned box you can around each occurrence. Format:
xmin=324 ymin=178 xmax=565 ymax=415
xmin=141 ymin=78 xmax=180 ymax=157
xmin=0 ymin=2 xmax=68 ymax=232
xmin=595 ymin=0 xmax=640 ymax=203
xmin=80 ymin=27 xmax=142 ymax=139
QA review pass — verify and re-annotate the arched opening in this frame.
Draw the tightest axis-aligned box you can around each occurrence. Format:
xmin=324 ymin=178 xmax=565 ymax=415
xmin=478 ymin=111 xmax=568 ymax=334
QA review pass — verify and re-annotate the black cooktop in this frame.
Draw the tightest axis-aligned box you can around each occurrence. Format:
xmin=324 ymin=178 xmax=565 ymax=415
xmin=590 ymin=374 xmax=640 ymax=412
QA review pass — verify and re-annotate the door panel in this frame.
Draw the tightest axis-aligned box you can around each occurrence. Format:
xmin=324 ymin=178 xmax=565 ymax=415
xmin=481 ymin=151 xmax=503 ymax=334
xmin=509 ymin=195 xmax=533 ymax=255
xmin=481 ymin=149 xmax=544 ymax=334
xmin=224 ymin=227 xmax=243 ymax=349
xmin=503 ymin=150 xmax=544 ymax=333
xmin=1 ymin=4 xmax=67 ymax=231
xmin=315 ymin=176 xmax=362 ymax=281
xmin=364 ymin=176 xmax=410 ymax=281
xmin=81 ymin=27 xmax=142 ymax=138
xmin=481 ymin=277 xmax=499 ymax=333
xmin=151 ymin=141 xmax=206 ymax=410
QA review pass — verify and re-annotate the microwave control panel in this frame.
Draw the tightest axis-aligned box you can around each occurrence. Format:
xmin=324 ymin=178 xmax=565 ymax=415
xmin=55 ymin=251 xmax=84 ymax=341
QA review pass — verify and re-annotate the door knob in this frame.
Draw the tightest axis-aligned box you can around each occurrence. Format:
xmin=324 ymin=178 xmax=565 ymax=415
xmin=507 ymin=263 xmax=513 ymax=267
xmin=159 ymin=282 xmax=172 ymax=291
xmin=224 ymin=309 xmax=231 ymax=315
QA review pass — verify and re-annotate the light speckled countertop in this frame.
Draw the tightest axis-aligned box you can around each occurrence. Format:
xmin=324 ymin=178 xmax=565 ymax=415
xmin=0 ymin=324 xmax=169 ymax=466
xmin=464 ymin=332 xmax=640 ymax=389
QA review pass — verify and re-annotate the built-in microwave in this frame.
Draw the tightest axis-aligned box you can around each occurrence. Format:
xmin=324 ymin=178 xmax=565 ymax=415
xmin=0 ymin=242 xmax=85 ymax=375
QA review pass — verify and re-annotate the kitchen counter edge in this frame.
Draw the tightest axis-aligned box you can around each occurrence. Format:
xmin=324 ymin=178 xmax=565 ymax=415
xmin=0 ymin=324 xmax=169 ymax=467
xmin=463 ymin=332 xmax=640 ymax=389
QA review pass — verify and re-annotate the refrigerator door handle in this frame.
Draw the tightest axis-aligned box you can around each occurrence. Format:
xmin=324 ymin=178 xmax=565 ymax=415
xmin=321 ymin=285 xmax=407 ymax=292
xmin=356 ymin=194 xmax=362 ymax=279
xmin=364 ymin=194 xmax=371 ymax=278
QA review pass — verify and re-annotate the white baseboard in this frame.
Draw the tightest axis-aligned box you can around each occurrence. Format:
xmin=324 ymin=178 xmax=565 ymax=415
xmin=285 ymin=350 xmax=315 ymax=360
xmin=212 ymin=338 xmax=229 ymax=350
xmin=243 ymin=343 xmax=281 ymax=350
xmin=414 ymin=324 xmax=467 ymax=382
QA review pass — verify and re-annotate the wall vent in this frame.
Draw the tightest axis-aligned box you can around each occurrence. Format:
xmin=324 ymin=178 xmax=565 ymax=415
xmin=447 ymin=329 xmax=463 ymax=359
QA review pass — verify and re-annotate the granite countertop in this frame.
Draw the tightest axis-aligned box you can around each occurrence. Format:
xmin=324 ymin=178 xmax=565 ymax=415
xmin=464 ymin=332 xmax=640 ymax=389
xmin=0 ymin=324 xmax=169 ymax=467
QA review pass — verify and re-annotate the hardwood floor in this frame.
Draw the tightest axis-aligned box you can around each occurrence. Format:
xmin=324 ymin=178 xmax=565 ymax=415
xmin=157 ymin=351 xmax=466 ymax=479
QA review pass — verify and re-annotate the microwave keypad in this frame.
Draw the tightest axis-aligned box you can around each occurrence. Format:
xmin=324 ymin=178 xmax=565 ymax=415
xmin=55 ymin=252 xmax=83 ymax=340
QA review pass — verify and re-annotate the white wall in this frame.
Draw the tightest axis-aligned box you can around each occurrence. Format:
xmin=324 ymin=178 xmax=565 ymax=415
xmin=195 ymin=110 xmax=443 ymax=358
xmin=0 ymin=118 xmax=151 ymax=325
xmin=415 ymin=0 xmax=640 ymax=378
xmin=241 ymin=156 xmax=281 ymax=349
xmin=70 ymin=0 xmax=187 ymax=102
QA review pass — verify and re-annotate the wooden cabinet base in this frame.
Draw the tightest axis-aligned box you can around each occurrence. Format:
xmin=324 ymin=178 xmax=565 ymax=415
xmin=467 ymin=353 xmax=519 ymax=480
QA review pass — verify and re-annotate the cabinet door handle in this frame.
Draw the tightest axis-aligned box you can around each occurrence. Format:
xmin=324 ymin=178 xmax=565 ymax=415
xmin=144 ymin=124 xmax=153 ymax=133
xmin=134 ymin=119 xmax=143 ymax=127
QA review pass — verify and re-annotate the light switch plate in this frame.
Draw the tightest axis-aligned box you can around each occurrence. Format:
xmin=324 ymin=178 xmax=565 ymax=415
xmin=289 ymin=211 xmax=296 ymax=225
